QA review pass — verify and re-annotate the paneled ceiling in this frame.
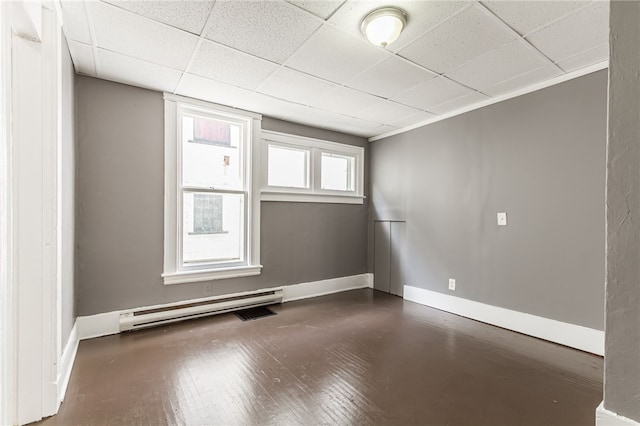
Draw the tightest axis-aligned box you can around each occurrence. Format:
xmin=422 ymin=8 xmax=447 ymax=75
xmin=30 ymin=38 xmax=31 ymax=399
xmin=60 ymin=0 xmax=609 ymax=138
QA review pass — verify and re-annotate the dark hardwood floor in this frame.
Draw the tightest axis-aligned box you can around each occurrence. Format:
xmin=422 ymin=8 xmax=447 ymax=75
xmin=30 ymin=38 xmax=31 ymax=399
xmin=38 ymin=289 xmax=603 ymax=425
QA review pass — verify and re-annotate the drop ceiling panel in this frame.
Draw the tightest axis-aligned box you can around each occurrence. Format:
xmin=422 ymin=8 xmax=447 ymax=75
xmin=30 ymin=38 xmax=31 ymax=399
xmin=376 ymin=125 xmax=400 ymax=135
xmin=176 ymin=73 xmax=256 ymax=108
xmin=526 ymin=1 xmax=609 ymax=62
xmin=285 ymin=106 xmax=347 ymax=129
xmin=357 ymin=101 xmax=423 ymax=125
xmin=285 ymin=0 xmax=345 ymax=20
xmin=389 ymin=110 xmax=437 ymax=128
xmin=482 ymin=65 xmax=563 ymax=97
xmin=445 ymin=40 xmax=550 ymax=90
xmin=67 ymin=40 xmax=96 ymax=76
xmin=347 ymin=56 xmax=437 ymax=99
xmin=189 ymin=40 xmax=279 ymax=91
xmin=557 ymin=43 xmax=608 ymax=73
xmin=286 ymin=25 xmax=389 ymax=84
xmin=203 ymin=0 xmax=321 ymax=64
xmin=482 ymin=1 xmax=590 ymax=36
xmin=398 ymin=4 xmax=516 ymax=74
xmin=312 ymin=86 xmax=383 ymax=116
xmin=96 ymin=49 xmax=183 ymax=93
xmin=285 ymin=106 xmax=382 ymax=137
xmin=89 ymin=2 xmax=198 ymax=70
xmin=233 ymin=92 xmax=307 ymax=120
xmin=332 ymin=116 xmax=385 ymax=137
xmin=256 ymin=67 xmax=337 ymax=105
xmin=177 ymin=73 xmax=310 ymax=121
xmin=102 ymin=0 xmax=214 ymax=35
xmin=328 ymin=0 xmax=470 ymax=53
xmin=391 ymin=77 xmax=472 ymax=111
xmin=428 ymin=92 xmax=490 ymax=115
xmin=60 ymin=1 xmax=92 ymax=44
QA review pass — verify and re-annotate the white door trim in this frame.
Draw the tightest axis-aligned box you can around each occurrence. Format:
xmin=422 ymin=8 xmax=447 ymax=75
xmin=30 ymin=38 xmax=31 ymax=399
xmin=13 ymin=28 xmax=46 ymax=426
xmin=10 ymin=2 xmax=62 ymax=424
xmin=39 ymin=5 xmax=62 ymax=417
xmin=0 ymin=1 xmax=15 ymax=424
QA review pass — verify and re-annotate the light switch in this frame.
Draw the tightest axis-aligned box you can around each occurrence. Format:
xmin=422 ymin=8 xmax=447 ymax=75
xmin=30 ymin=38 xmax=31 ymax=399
xmin=497 ymin=212 xmax=507 ymax=226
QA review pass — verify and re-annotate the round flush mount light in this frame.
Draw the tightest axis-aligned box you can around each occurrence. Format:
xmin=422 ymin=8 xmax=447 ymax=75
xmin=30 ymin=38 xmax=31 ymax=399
xmin=360 ymin=7 xmax=407 ymax=48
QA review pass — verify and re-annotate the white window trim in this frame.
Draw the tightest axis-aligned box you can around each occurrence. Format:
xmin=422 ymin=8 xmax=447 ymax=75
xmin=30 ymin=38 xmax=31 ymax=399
xmin=162 ymin=93 xmax=262 ymax=284
xmin=162 ymin=265 xmax=263 ymax=285
xmin=261 ymin=130 xmax=365 ymax=204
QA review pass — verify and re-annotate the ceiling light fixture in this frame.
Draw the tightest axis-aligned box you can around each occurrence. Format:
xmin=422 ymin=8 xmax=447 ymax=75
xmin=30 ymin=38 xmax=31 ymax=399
xmin=361 ymin=7 xmax=407 ymax=48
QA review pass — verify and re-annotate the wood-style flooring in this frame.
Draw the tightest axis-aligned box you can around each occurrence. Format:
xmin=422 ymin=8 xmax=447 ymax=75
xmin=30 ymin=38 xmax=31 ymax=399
xmin=38 ymin=289 xmax=603 ymax=425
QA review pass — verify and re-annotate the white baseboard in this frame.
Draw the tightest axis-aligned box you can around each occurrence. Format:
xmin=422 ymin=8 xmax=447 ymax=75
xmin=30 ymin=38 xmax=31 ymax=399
xmin=56 ymin=322 xmax=79 ymax=404
xmin=597 ymin=402 xmax=640 ymax=426
xmin=76 ymin=273 xmax=373 ymax=341
xmin=282 ymin=273 xmax=373 ymax=302
xmin=404 ymin=285 xmax=604 ymax=355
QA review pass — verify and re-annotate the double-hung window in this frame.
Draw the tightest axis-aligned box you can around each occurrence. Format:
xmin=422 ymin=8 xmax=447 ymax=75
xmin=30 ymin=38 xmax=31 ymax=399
xmin=261 ymin=131 xmax=364 ymax=204
xmin=163 ymin=94 xmax=262 ymax=284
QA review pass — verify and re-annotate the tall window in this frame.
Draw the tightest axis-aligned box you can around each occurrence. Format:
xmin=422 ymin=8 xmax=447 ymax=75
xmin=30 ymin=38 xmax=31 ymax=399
xmin=163 ymin=95 xmax=261 ymax=284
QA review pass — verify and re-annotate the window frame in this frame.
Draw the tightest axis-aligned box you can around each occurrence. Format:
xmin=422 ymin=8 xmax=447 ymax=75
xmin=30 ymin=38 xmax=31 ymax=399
xmin=266 ymin=141 xmax=311 ymax=192
xmin=320 ymin=150 xmax=356 ymax=192
xmin=261 ymin=130 xmax=365 ymax=205
xmin=163 ymin=93 xmax=262 ymax=285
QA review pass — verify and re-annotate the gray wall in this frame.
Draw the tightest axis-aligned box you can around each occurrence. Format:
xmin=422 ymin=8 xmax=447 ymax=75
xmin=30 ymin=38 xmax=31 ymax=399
xmin=75 ymin=76 xmax=368 ymax=316
xmin=371 ymin=70 xmax=607 ymax=330
xmin=604 ymin=1 xmax=640 ymax=421
xmin=61 ymin=35 xmax=75 ymax=342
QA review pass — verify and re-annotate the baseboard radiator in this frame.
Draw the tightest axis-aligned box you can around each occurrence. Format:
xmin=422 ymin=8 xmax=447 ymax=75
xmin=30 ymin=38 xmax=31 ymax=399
xmin=119 ymin=289 xmax=283 ymax=331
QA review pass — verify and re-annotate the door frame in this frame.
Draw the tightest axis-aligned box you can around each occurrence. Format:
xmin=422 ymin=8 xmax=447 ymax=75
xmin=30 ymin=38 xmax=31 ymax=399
xmin=2 ymin=2 xmax=63 ymax=424
xmin=0 ymin=1 xmax=14 ymax=424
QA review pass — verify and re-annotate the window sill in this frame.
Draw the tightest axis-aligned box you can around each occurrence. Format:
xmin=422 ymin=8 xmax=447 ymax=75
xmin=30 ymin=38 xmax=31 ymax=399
xmin=261 ymin=191 xmax=365 ymax=205
xmin=162 ymin=265 xmax=262 ymax=285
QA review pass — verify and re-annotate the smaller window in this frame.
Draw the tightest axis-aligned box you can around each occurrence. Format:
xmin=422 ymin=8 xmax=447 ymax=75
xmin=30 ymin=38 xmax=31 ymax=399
xmin=267 ymin=144 xmax=310 ymax=189
xmin=261 ymin=131 xmax=364 ymax=204
xmin=321 ymin=152 xmax=355 ymax=192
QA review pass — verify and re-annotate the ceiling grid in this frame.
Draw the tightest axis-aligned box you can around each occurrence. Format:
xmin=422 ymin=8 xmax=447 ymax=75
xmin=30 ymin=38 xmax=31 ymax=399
xmin=59 ymin=0 xmax=609 ymax=138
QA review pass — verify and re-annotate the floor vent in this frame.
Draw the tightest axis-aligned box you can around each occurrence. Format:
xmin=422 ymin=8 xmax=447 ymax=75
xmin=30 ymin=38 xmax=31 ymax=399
xmin=235 ymin=306 xmax=277 ymax=321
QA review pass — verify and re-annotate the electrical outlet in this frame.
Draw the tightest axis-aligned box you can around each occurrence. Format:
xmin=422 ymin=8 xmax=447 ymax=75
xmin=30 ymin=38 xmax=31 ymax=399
xmin=497 ymin=212 xmax=507 ymax=226
xmin=448 ymin=278 xmax=456 ymax=291
xmin=204 ymin=283 xmax=213 ymax=294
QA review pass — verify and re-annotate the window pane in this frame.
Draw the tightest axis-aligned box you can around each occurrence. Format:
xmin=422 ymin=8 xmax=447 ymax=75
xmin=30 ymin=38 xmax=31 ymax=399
xmin=267 ymin=145 xmax=309 ymax=188
xmin=192 ymin=194 xmax=223 ymax=234
xmin=321 ymin=152 xmax=354 ymax=191
xmin=182 ymin=192 xmax=244 ymax=265
xmin=182 ymin=114 xmax=242 ymax=189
